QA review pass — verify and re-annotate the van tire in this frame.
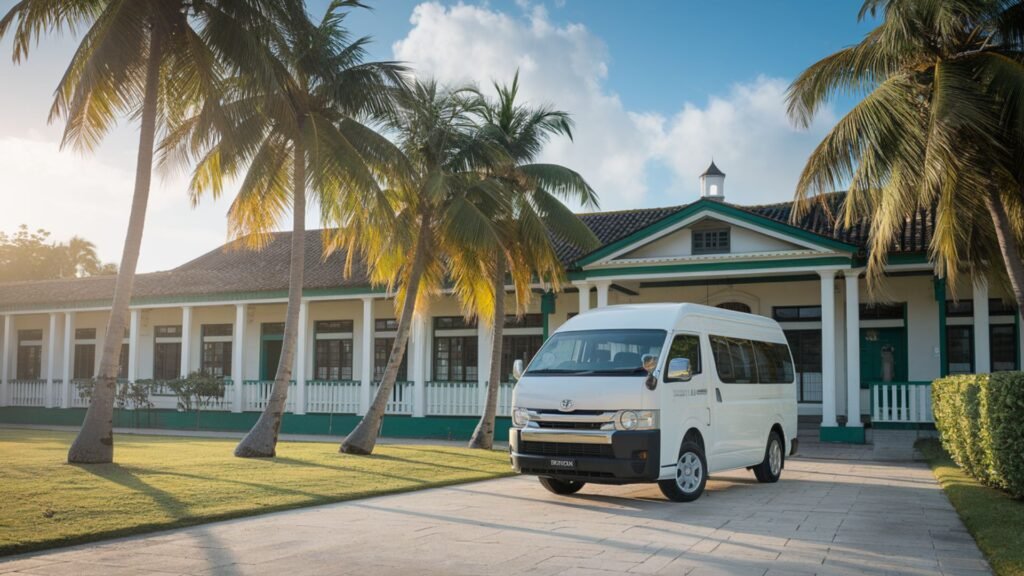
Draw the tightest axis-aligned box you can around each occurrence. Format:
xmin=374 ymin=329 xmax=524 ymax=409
xmin=658 ymin=441 xmax=708 ymax=502
xmin=538 ymin=477 xmax=585 ymax=495
xmin=753 ymin=431 xmax=784 ymax=483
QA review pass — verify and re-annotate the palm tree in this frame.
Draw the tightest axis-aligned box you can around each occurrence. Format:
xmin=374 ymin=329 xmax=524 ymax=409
xmin=466 ymin=73 xmax=600 ymax=450
xmin=338 ymin=80 xmax=510 ymax=455
xmin=787 ymin=0 xmax=1024 ymax=310
xmin=0 ymin=0 xmax=273 ymax=464
xmin=162 ymin=0 xmax=406 ymax=458
xmin=58 ymin=237 xmax=102 ymax=278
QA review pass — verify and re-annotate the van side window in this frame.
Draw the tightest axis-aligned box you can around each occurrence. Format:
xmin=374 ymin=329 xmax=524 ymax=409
xmin=664 ymin=334 xmax=701 ymax=381
xmin=753 ymin=341 xmax=794 ymax=383
xmin=709 ymin=336 xmax=757 ymax=383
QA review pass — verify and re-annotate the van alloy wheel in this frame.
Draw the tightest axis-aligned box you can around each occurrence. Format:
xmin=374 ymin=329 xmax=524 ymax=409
xmin=769 ymin=437 xmax=782 ymax=476
xmin=659 ymin=440 xmax=708 ymax=502
xmin=753 ymin=431 xmax=784 ymax=483
xmin=676 ymin=452 xmax=703 ymax=494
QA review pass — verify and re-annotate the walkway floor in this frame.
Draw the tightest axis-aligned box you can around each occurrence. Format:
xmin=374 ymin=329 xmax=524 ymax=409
xmin=0 ymin=448 xmax=988 ymax=576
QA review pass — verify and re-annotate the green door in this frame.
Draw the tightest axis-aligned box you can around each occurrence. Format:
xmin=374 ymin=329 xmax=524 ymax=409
xmin=261 ymin=339 xmax=283 ymax=380
xmin=860 ymin=327 xmax=908 ymax=387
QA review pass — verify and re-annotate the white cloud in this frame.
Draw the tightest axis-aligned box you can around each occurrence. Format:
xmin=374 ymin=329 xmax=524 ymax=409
xmin=0 ymin=137 xmax=233 ymax=273
xmin=393 ymin=2 xmax=837 ymax=210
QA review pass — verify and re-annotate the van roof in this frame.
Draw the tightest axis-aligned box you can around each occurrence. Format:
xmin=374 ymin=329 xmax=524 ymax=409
xmin=559 ymin=302 xmax=779 ymax=333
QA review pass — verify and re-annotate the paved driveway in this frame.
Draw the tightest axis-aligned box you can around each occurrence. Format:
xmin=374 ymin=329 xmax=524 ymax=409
xmin=0 ymin=454 xmax=989 ymax=576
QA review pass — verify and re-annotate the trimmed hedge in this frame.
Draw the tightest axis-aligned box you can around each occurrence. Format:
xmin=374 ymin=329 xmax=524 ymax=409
xmin=933 ymin=372 xmax=1024 ymax=499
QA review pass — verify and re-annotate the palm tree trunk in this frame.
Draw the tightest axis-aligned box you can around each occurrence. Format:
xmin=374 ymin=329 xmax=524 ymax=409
xmin=341 ymin=213 xmax=430 ymax=455
xmin=67 ymin=25 xmax=163 ymax=464
xmin=234 ymin=126 xmax=306 ymax=458
xmin=984 ymin=187 xmax=1024 ymax=313
xmin=468 ymin=257 xmax=505 ymax=450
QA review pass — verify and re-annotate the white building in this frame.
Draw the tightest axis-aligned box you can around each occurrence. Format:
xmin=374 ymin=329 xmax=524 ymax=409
xmin=1 ymin=163 xmax=1020 ymax=442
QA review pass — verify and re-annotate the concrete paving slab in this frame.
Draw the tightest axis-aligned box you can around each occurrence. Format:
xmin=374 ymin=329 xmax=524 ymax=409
xmin=0 ymin=453 xmax=990 ymax=575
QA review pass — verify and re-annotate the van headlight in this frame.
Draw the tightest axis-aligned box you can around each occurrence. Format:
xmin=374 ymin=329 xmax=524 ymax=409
xmin=615 ymin=410 xmax=658 ymax=431
xmin=512 ymin=408 xmax=530 ymax=428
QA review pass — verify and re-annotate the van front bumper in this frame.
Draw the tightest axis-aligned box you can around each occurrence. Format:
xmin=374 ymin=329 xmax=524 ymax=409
xmin=509 ymin=428 xmax=660 ymax=484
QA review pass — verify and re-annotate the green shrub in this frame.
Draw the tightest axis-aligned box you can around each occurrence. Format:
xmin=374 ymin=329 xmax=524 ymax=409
xmin=933 ymin=372 xmax=1024 ymax=498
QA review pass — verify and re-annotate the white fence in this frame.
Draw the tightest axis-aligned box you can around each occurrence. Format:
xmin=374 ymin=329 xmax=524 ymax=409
xmin=5 ymin=378 xmax=519 ymax=418
xmin=370 ymin=381 xmax=415 ymax=414
xmin=871 ymin=382 xmax=934 ymax=424
xmin=306 ymin=380 xmax=361 ymax=414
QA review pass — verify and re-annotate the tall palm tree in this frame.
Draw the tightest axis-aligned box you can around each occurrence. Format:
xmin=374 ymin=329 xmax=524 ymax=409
xmin=787 ymin=0 xmax=1024 ymax=309
xmin=337 ymin=80 xmax=510 ymax=455
xmin=58 ymin=236 xmax=102 ymax=278
xmin=466 ymin=74 xmax=600 ymax=450
xmin=0 ymin=0 xmax=273 ymax=464
xmin=162 ymin=0 xmax=406 ymax=458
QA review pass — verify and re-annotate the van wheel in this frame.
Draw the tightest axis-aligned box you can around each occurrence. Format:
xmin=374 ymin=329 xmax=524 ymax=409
xmin=753 ymin=431 xmax=784 ymax=483
xmin=658 ymin=441 xmax=707 ymax=502
xmin=538 ymin=477 xmax=585 ymax=495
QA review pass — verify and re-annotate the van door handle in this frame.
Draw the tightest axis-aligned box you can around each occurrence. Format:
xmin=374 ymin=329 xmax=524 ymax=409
xmin=715 ymin=388 xmax=723 ymax=403
xmin=706 ymin=407 xmax=711 ymax=426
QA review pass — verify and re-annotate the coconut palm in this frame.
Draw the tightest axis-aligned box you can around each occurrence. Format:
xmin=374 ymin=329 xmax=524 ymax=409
xmin=161 ymin=0 xmax=406 ymax=458
xmin=466 ymin=74 xmax=600 ymax=450
xmin=0 ymin=0 xmax=275 ymax=463
xmin=787 ymin=0 xmax=1024 ymax=309
xmin=337 ymin=79 xmax=511 ymax=455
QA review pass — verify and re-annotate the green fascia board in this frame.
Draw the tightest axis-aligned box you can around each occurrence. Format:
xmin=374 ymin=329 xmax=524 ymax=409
xmin=568 ymin=256 xmax=852 ymax=281
xmin=819 ymin=426 xmax=866 ymax=444
xmin=0 ymin=285 xmax=388 ymax=314
xmin=573 ymin=198 xmax=861 ymax=268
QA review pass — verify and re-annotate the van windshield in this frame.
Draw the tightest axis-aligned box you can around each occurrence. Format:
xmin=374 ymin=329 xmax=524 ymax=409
xmin=525 ymin=329 xmax=667 ymax=376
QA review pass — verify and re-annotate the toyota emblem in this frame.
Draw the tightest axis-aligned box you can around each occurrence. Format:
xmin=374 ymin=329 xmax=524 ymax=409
xmin=559 ymin=399 xmax=575 ymax=412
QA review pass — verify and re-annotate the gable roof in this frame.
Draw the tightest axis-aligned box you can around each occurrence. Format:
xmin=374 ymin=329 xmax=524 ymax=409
xmin=0 ymin=192 xmax=935 ymax=311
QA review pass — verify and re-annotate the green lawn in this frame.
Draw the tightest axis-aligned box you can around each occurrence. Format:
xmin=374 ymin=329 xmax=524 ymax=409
xmin=0 ymin=428 xmax=513 ymax=556
xmin=917 ymin=438 xmax=1024 ymax=576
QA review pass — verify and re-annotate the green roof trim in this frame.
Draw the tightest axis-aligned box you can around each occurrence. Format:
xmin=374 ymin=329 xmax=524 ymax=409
xmin=568 ymin=256 xmax=852 ymax=280
xmin=573 ymin=198 xmax=860 ymax=268
xmin=0 ymin=286 xmax=387 ymax=313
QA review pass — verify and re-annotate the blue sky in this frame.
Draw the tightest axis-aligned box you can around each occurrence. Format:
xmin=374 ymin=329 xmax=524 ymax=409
xmin=0 ymin=0 xmax=876 ymax=271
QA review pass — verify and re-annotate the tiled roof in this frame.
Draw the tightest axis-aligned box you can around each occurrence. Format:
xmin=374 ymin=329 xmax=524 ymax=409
xmin=0 ymin=193 xmax=934 ymax=310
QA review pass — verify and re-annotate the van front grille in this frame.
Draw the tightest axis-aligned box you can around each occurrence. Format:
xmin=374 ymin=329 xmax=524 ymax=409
xmin=535 ymin=421 xmax=605 ymax=430
xmin=519 ymin=441 xmax=613 ymax=458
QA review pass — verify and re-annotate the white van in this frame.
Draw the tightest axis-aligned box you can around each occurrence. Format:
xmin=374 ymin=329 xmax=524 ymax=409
xmin=508 ymin=303 xmax=798 ymax=502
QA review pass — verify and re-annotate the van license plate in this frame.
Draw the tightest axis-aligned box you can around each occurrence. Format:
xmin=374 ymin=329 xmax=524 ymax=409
xmin=549 ymin=459 xmax=576 ymax=468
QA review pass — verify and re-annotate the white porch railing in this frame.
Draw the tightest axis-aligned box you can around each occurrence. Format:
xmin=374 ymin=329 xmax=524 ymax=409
xmin=8 ymin=377 xmax=519 ymax=418
xmin=427 ymin=381 xmax=479 ymax=416
xmin=241 ymin=380 xmax=295 ymax=413
xmin=8 ymin=380 xmax=47 ymax=406
xmin=870 ymin=381 xmax=934 ymax=424
xmin=306 ymin=380 xmax=360 ymax=414
xmin=370 ymin=381 xmax=414 ymax=414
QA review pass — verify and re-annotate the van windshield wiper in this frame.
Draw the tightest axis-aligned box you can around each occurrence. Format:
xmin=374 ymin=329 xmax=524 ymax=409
xmin=587 ymin=367 xmax=649 ymax=375
xmin=526 ymin=368 xmax=588 ymax=375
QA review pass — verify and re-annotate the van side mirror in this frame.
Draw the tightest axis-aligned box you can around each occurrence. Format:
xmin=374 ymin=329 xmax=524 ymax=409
xmin=667 ymin=357 xmax=692 ymax=381
xmin=512 ymin=359 xmax=525 ymax=381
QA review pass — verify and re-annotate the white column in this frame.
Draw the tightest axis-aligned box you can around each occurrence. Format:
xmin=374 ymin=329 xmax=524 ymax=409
xmin=46 ymin=313 xmax=58 ymax=408
xmin=595 ymin=280 xmax=612 ymax=308
xmin=294 ymin=300 xmax=308 ymax=414
xmin=845 ymin=271 xmax=862 ymax=428
xmin=412 ymin=315 xmax=427 ymax=417
xmin=477 ymin=320 xmax=494 ymax=410
xmin=577 ymin=282 xmax=591 ymax=314
xmin=1 ymin=314 xmax=11 ymax=407
xmin=61 ymin=312 xmax=74 ymax=408
xmin=359 ymin=297 xmax=374 ymax=416
xmin=180 ymin=306 xmax=192 ymax=377
xmin=127 ymin=309 xmax=140 ymax=383
xmin=819 ymin=270 xmax=838 ymax=428
xmin=973 ymin=278 xmax=991 ymax=374
xmin=232 ymin=304 xmax=245 ymax=412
